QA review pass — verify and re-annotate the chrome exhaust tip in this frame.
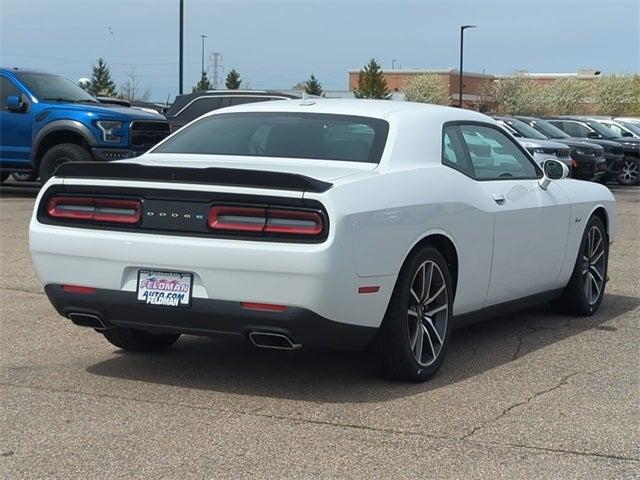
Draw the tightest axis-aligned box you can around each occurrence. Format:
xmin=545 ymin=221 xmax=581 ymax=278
xmin=68 ymin=312 xmax=108 ymax=331
xmin=248 ymin=331 xmax=302 ymax=351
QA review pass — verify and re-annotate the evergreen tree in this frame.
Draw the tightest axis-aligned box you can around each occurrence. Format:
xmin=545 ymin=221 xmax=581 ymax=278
xmin=304 ymin=74 xmax=323 ymax=96
xmin=354 ymin=59 xmax=390 ymax=99
xmin=193 ymin=72 xmax=213 ymax=92
xmin=225 ymin=69 xmax=242 ymax=89
xmin=87 ymin=58 xmax=117 ymax=97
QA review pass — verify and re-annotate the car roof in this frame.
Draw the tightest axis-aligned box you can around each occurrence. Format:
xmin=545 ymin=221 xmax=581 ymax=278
xmin=1 ymin=67 xmax=56 ymax=75
xmin=203 ymin=98 xmax=491 ymax=122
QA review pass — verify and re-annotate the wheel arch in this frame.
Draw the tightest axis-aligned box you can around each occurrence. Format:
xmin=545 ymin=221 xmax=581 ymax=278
xmin=31 ymin=121 xmax=97 ymax=168
xmin=589 ymin=205 xmax=609 ymax=237
xmin=404 ymin=231 xmax=459 ymax=299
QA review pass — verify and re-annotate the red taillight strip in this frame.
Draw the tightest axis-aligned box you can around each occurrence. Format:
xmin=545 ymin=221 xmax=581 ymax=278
xmin=208 ymin=205 xmax=324 ymax=237
xmin=47 ymin=196 xmax=141 ymax=225
xmin=61 ymin=284 xmax=97 ymax=294
xmin=241 ymin=302 xmax=288 ymax=312
xmin=358 ymin=286 xmax=380 ymax=294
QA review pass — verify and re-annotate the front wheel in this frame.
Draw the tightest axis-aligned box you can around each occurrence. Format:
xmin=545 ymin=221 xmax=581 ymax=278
xmin=376 ymin=246 xmax=453 ymax=382
xmin=617 ymin=157 xmax=639 ymax=186
xmin=11 ymin=171 xmax=38 ymax=182
xmin=102 ymin=327 xmax=180 ymax=353
xmin=39 ymin=143 xmax=93 ymax=182
xmin=557 ymin=216 xmax=608 ymax=316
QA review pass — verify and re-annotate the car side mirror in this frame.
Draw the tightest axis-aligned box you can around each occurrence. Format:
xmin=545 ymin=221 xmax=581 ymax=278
xmin=6 ymin=95 xmax=26 ymax=113
xmin=586 ymin=131 xmax=600 ymax=139
xmin=539 ymin=159 xmax=569 ymax=190
xmin=621 ymin=131 xmax=633 ymax=137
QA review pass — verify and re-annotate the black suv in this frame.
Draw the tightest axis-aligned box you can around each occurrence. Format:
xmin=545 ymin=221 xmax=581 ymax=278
xmin=165 ymin=90 xmax=300 ymax=131
xmin=544 ymin=116 xmax=640 ymax=186
xmin=503 ymin=116 xmax=606 ymax=181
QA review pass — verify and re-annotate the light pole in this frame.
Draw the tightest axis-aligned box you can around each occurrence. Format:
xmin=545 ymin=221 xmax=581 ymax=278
xmin=459 ymin=25 xmax=476 ymax=108
xmin=392 ymin=59 xmax=398 ymax=69
xmin=179 ymin=0 xmax=184 ymax=94
xmin=200 ymin=35 xmax=207 ymax=76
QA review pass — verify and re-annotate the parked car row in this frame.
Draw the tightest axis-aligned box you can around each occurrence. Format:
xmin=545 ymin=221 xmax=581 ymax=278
xmin=1 ymin=67 xmax=638 ymax=186
xmin=492 ymin=115 xmax=639 ymax=185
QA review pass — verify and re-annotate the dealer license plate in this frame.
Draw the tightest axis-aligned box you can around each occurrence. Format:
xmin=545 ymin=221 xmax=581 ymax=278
xmin=137 ymin=270 xmax=193 ymax=308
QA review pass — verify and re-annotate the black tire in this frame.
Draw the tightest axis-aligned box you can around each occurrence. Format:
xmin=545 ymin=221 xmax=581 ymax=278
xmin=616 ymin=157 xmax=639 ymax=186
xmin=376 ymin=245 xmax=453 ymax=382
xmin=11 ymin=171 xmax=38 ymax=182
xmin=39 ymin=143 xmax=93 ymax=182
xmin=0 ymin=172 xmax=8 ymax=183
xmin=557 ymin=216 xmax=608 ymax=316
xmin=102 ymin=327 xmax=180 ymax=353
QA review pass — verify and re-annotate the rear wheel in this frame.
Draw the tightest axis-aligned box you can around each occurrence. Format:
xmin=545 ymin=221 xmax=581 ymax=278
xmin=39 ymin=143 xmax=93 ymax=182
xmin=102 ymin=327 xmax=180 ymax=352
xmin=376 ymin=246 xmax=453 ymax=382
xmin=617 ymin=157 xmax=639 ymax=186
xmin=557 ymin=216 xmax=608 ymax=316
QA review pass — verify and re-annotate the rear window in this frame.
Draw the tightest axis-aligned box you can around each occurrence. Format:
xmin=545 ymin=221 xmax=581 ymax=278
xmin=153 ymin=112 xmax=389 ymax=163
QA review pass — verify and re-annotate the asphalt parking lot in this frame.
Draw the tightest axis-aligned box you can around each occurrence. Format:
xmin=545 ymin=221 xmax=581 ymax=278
xmin=1 ymin=182 xmax=638 ymax=479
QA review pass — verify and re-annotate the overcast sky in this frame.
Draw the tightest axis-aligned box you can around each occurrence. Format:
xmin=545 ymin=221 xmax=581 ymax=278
xmin=1 ymin=0 xmax=638 ymax=101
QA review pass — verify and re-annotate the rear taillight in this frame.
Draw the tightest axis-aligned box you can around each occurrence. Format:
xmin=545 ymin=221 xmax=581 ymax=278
xmin=208 ymin=205 xmax=325 ymax=237
xmin=47 ymin=196 xmax=141 ymax=225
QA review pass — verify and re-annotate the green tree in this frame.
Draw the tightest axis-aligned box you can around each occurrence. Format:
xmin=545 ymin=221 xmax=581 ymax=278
xmin=541 ymin=77 xmax=588 ymax=115
xmin=193 ymin=72 xmax=213 ymax=92
xmin=225 ymin=69 xmax=242 ymax=89
xmin=592 ymin=74 xmax=637 ymax=115
xmin=354 ymin=58 xmax=390 ymax=99
xmin=304 ymin=74 xmax=323 ymax=96
xmin=403 ymin=74 xmax=449 ymax=105
xmin=492 ymin=74 xmax=544 ymax=115
xmin=87 ymin=58 xmax=117 ymax=97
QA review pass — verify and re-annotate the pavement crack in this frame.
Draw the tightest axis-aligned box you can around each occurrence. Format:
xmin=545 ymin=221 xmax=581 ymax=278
xmin=461 ymin=372 xmax=580 ymax=441
xmin=0 ymin=286 xmax=44 ymax=296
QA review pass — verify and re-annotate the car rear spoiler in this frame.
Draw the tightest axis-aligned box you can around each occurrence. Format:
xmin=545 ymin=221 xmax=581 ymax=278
xmin=53 ymin=162 xmax=333 ymax=193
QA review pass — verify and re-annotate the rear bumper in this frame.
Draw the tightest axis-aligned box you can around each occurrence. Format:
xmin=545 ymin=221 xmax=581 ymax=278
xmin=44 ymin=284 xmax=377 ymax=350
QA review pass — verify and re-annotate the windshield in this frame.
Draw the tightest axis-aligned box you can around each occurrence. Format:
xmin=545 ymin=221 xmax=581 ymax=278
xmin=586 ymin=121 xmax=618 ymax=139
xmin=15 ymin=73 xmax=98 ymax=103
xmin=620 ymin=121 xmax=640 ymax=136
xmin=502 ymin=118 xmax=548 ymax=140
xmin=527 ymin=119 xmax=570 ymax=139
xmin=153 ymin=112 xmax=389 ymax=163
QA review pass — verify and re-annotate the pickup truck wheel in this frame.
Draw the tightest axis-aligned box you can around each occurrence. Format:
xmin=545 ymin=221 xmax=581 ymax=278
xmin=0 ymin=172 xmax=8 ymax=183
xmin=39 ymin=143 xmax=93 ymax=182
xmin=102 ymin=327 xmax=180 ymax=353
xmin=617 ymin=157 xmax=639 ymax=186
xmin=11 ymin=172 xmax=38 ymax=182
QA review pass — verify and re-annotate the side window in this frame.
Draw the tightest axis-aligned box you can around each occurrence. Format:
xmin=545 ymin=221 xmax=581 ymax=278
xmin=0 ymin=77 xmax=22 ymax=110
xmin=459 ymin=124 xmax=539 ymax=180
xmin=442 ymin=126 xmax=474 ymax=176
xmin=560 ymin=121 xmax=592 ymax=138
xmin=605 ymin=123 xmax=624 ymax=136
xmin=180 ymin=97 xmax=229 ymax=123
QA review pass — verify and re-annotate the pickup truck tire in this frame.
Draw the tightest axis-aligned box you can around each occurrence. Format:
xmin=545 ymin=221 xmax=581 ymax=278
xmin=0 ymin=172 xmax=8 ymax=183
xmin=39 ymin=143 xmax=93 ymax=182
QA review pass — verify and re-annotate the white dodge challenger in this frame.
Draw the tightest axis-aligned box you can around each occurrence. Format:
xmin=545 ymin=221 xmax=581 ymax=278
xmin=29 ymin=99 xmax=616 ymax=382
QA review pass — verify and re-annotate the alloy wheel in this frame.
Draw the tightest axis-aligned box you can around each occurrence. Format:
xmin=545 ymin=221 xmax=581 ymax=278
xmin=619 ymin=160 xmax=639 ymax=185
xmin=407 ymin=260 xmax=448 ymax=367
xmin=582 ymin=225 xmax=605 ymax=305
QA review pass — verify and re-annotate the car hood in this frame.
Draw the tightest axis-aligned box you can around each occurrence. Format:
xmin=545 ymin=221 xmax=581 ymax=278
xmin=564 ymin=138 xmax=622 ymax=149
xmin=517 ymin=138 xmax=569 ymax=149
xmin=551 ymin=139 xmax=604 ymax=151
xmin=50 ymin=102 xmax=165 ymax=121
xmin=129 ymin=153 xmax=378 ymax=182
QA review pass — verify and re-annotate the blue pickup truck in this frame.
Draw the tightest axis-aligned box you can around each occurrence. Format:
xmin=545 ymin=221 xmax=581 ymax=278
xmin=0 ymin=68 xmax=170 ymax=183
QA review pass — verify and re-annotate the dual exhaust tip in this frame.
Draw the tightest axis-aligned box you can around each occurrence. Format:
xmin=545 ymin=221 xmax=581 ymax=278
xmin=68 ymin=312 xmax=302 ymax=351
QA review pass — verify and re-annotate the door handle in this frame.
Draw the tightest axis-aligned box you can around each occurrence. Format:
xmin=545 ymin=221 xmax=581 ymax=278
xmin=492 ymin=193 xmax=506 ymax=204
